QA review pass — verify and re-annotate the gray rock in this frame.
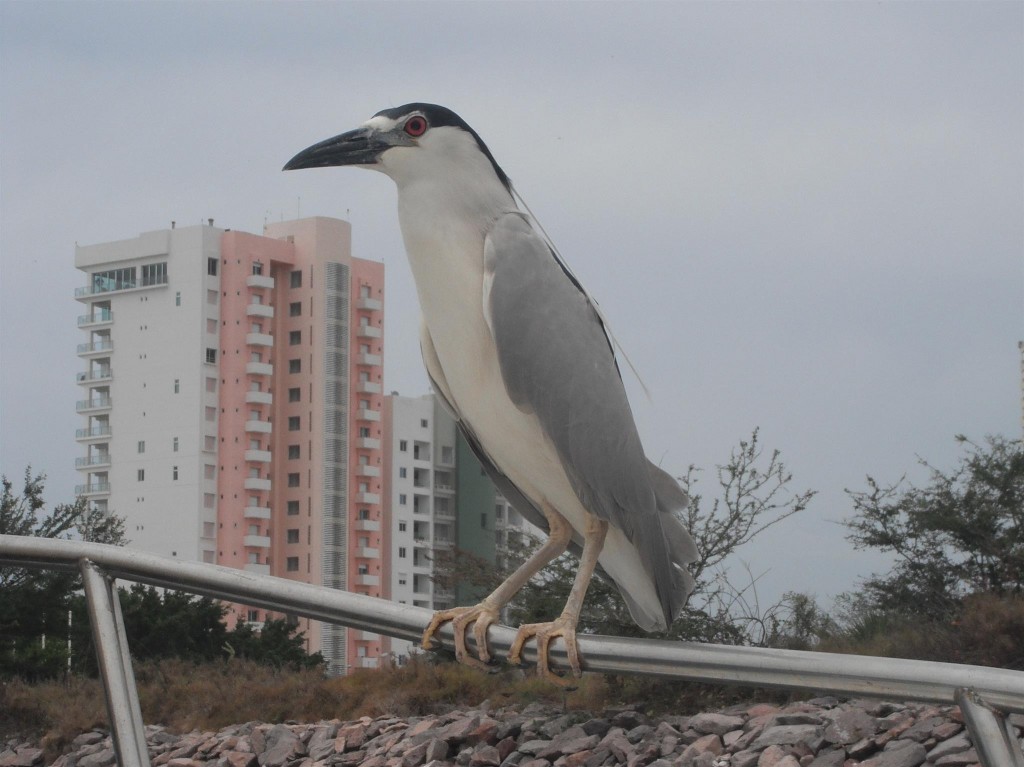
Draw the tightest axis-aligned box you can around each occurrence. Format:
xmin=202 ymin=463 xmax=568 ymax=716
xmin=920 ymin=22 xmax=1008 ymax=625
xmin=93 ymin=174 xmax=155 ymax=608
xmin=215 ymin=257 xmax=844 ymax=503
xmin=731 ymin=751 xmax=760 ymax=767
xmin=689 ymin=715 xmax=746 ymax=737
xmin=259 ymin=724 xmax=303 ymax=767
xmin=824 ymin=709 xmax=877 ymax=745
xmin=860 ymin=742 xmax=928 ymax=767
xmin=935 ymin=749 xmax=979 ymax=767
xmin=806 ymin=749 xmax=846 ymax=767
xmin=517 ymin=741 xmax=553 ymax=757
xmin=77 ymin=749 xmax=115 ymax=767
xmin=927 ymin=734 xmax=971 ymax=761
xmin=751 ymin=727 xmax=825 ymax=752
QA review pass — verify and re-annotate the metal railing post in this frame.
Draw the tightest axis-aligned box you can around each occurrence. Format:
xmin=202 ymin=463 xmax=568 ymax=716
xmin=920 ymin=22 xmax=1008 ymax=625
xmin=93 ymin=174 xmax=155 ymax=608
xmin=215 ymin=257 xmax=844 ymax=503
xmin=80 ymin=559 xmax=150 ymax=767
xmin=956 ymin=688 xmax=1024 ymax=767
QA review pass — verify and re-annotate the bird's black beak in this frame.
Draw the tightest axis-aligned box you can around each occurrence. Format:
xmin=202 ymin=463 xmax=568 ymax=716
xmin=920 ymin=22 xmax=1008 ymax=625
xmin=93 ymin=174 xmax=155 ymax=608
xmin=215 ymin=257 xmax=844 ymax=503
xmin=283 ymin=127 xmax=392 ymax=171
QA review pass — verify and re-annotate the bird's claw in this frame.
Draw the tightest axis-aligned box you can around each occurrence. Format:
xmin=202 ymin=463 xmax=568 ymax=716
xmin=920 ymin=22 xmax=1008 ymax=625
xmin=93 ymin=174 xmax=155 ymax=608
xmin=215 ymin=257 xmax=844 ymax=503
xmin=507 ymin=616 xmax=582 ymax=687
xmin=422 ymin=604 xmax=500 ymax=669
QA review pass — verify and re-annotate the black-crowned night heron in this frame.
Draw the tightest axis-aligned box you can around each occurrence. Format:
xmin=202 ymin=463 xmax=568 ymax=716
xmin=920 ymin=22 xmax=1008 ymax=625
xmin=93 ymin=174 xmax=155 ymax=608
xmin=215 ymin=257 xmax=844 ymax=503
xmin=284 ymin=103 xmax=698 ymax=681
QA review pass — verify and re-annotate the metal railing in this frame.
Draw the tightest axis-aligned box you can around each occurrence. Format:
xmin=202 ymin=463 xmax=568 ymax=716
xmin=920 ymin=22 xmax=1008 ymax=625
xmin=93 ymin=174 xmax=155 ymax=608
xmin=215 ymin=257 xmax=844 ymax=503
xmin=1 ymin=535 xmax=1022 ymax=767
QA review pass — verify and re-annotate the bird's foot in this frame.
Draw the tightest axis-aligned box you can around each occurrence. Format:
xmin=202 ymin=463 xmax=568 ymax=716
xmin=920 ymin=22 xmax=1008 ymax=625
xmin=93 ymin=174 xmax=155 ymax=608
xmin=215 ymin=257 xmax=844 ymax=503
xmin=421 ymin=603 xmax=500 ymax=670
xmin=507 ymin=615 xmax=582 ymax=687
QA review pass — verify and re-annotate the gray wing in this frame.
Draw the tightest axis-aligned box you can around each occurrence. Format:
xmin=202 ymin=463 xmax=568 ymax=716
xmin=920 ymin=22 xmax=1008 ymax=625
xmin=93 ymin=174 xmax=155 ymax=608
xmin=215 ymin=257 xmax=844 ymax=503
xmin=483 ymin=212 xmax=697 ymax=626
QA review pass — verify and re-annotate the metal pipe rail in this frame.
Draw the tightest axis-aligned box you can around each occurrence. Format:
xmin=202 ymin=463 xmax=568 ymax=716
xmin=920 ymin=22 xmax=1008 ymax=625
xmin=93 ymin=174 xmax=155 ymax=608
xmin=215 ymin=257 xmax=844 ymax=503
xmin=2 ymin=535 xmax=1022 ymax=767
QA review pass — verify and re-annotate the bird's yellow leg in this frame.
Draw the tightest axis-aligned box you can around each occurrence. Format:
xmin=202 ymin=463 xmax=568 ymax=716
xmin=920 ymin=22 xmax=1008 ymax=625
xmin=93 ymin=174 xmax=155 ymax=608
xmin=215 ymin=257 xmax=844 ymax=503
xmin=509 ymin=516 xmax=608 ymax=685
xmin=421 ymin=512 xmax=572 ymax=665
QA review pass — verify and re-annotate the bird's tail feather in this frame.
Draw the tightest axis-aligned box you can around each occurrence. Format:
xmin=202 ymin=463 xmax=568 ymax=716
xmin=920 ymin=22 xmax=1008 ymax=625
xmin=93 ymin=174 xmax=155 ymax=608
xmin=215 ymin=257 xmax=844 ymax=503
xmin=645 ymin=462 xmax=698 ymax=626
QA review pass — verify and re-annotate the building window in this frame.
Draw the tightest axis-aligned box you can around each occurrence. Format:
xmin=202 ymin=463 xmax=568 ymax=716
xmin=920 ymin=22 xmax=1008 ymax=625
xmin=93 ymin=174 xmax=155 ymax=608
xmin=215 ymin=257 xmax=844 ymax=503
xmin=173 ymin=436 xmax=179 ymax=452
xmin=172 ymin=466 xmax=178 ymax=480
xmin=175 ymin=291 xmax=181 ymax=306
xmin=288 ymin=359 xmax=300 ymax=374
xmin=287 ymin=529 xmax=300 ymax=544
xmin=287 ymin=500 xmax=300 ymax=516
xmin=399 ymin=440 xmax=407 ymax=452
xmin=359 ymin=427 xmax=370 ymax=438
xmin=358 ymin=509 xmax=370 ymax=520
xmin=288 ymin=445 xmax=300 ymax=459
xmin=288 ymin=416 xmax=300 ymax=431
xmin=289 ymin=330 xmax=301 ymax=345
xmin=398 ymin=576 xmax=406 ymax=586
xmin=173 ymin=378 xmax=180 ymax=394
xmin=399 ymin=494 xmax=407 ymax=505
xmin=290 ymin=270 xmax=302 ymax=288
xmin=141 ymin=262 xmax=167 ymax=286
xmin=252 ymin=261 xmax=263 ymax=276
xmin=207 ymin=257 xmax=218 ymax=276
xmin=398 ymin=547 xmax=406 ymax=558
xmin=288 ymin=387 xmax=300 ymax=403
xmin=138 ymin=440 xmax=145 ymax=454
xmin=289 ymin=301 xmax=301 ymax=317
xmin=204 ymin=464 xmax=215 ymax=479
xmin=398 ymin=522 xmax=407 ymax=532
xmin=399 ymin=467 xmax=407 ymax=479
xmin=421 ymin=419 xmax=428 ymax=428
xmin=137 ymin=469 xmax=145 ymax=481
xmin=287 ymin=473 xmax=300 ymax=487
xmin=206 ymin=289 xmax=217 ymax=305
xmin=205 ymin=406 xmax=216 ymax=422
xmin=206 ymin=377 xmax=217 ymax=392
xmin=205 ymin=348 xmax=217 ymax=364
xmin=247 ymin=609 xmax=260 ymax=622
xmin=286 ymin=557 xmax=299 ymax=572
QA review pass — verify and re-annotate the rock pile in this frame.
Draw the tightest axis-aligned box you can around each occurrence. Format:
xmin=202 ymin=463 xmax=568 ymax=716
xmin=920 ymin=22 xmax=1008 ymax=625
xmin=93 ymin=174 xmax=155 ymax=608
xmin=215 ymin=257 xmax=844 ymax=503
xmin=5 ymin=697 xmax=1022 ymax=767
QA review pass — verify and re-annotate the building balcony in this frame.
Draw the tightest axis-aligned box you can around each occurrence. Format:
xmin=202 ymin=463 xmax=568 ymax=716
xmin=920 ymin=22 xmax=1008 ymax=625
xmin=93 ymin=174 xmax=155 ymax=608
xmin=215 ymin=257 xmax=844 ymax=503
xmin=244 ymin=506 xmax=272 ymax=520
xmin=246 ymin=332 xmax=274 ymax=347
xmin=355 ymin=574 xmax=380 ymax=587
xmin=356 ymin=656 xmax=379 ymax=669
xmin=434 ymin=482 xmax=455 ymax=495
xmin=357 ymin=353 xmax=382 ymax=367
xmin=356 ymin=324 xmax=382 ymax=339
xmin=75 ymin=274 xmax=167 ymax=301
xmin=356 ymin=296 xmax=382 ymax=312
xmin=75 ymin=482 xmax=111 ymax=497
xmin=356 ymin=491 xmax=380 ymax=505
xmin=246 ymin=361 xmax=273 ymax=376
xmin=76 ymin=369 xmax=112 ymax=385
xmin=356 ymin=465 xmax=380 ymax=478
xmin=244 ymin=563 xmax=270 ymax=576
xmin=243 ymin=477 xmax=272 ymax=491
xmin=356 ymin=381 xmax=381 ymax=395
xmin=246 ymin=304 xmax=274 ymax=319
xmin=76 ymin=396 xmax=112 ymax=413
xmin=244 ymin=449 xmax=272 ymax=463
xmin=245 ymin=420 xmax=272 ymax=434
xmin=355 ymin=519 xmax=380 ymax=532
xmin=356 ymin=437 xmax=381 ymax=450
xmin=77 ymin=340 xmax=113 ymax=357
xmin=246 ymin=274 xmax=275 ymax=290
xmin=356 ymin=408 xmax=380 ymax=422
xmin=78 ymin=309 xmax=113 ymax=327
xmin=243 ymin=535 xmax=271 ymax=548
xmin=245 ymin=390 xmax=273 ymax=405
xmin=76 ymin=425 xmax=111 ymax=441
xmin=76 ymin=454 xmax=111 ymax=470
xmin=356 ymin=547 xmax=380 ymax=559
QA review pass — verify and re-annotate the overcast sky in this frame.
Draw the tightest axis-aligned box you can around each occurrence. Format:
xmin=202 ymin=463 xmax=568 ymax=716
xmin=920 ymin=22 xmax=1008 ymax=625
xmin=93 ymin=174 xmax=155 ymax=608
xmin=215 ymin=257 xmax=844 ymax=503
xmin=1 ymin=1 xmax=1021 ymax=611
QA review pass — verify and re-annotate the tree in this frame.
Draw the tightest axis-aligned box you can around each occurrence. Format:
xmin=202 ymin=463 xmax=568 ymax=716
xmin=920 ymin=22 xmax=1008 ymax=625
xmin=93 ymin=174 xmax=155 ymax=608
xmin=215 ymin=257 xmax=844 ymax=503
xmin=1 ymin=469 xmax=128 ymax=680
xmin=844 ymin=434 xmax=1024 ymax=620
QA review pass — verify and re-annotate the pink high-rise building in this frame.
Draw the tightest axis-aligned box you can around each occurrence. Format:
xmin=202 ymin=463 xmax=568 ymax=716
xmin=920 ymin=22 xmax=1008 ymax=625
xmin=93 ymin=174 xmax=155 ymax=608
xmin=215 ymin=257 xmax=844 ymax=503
xmin=74 ymin=217 xmax=387 ymax=674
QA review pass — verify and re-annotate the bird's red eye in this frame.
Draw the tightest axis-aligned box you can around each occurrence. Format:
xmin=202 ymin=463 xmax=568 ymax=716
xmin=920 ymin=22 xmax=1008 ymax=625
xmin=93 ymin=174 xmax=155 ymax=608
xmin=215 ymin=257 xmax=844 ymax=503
xmin=404 ymin=116 xmax=428 ymax=137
